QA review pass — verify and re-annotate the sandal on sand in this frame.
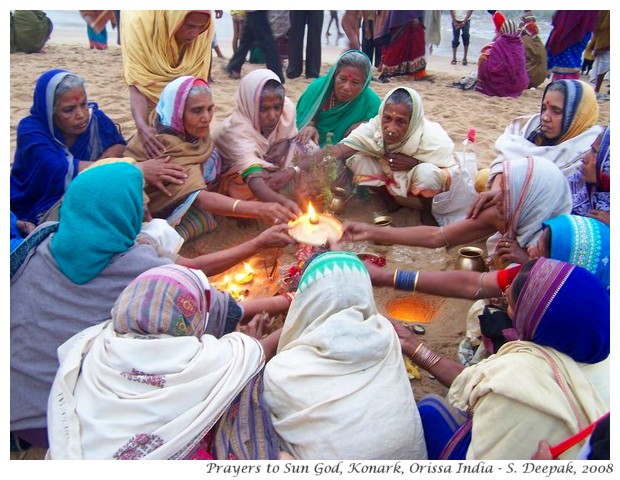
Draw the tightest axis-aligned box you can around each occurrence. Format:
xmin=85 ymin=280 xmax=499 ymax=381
xmin=451 ymin=59 xmax=457 ymax=65
xmin=462 ymin=59 xmax=468 ymax=65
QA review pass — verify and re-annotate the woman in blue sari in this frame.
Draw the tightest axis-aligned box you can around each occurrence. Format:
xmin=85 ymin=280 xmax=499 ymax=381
xmin=10 ymin=69 xmax=126 ymax=225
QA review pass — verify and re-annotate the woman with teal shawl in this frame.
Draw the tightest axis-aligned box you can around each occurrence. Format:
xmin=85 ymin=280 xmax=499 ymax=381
xmin=295 ymin=50 xmax=381 ymax=148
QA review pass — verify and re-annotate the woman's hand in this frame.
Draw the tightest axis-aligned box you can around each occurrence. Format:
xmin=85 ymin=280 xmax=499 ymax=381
xmin=264 ymin=168 xmax=296 ymax=191
xmin=254 ymin=201 xmax=298 ymax=225
xmin=296 ymin=125 xmax=319 ymax=145
xmin=467 ymin=189 xmax=501 ymax=219
xmin=587 ymin=210 xmax=610 ymax=226
xmin=386 ymin=153 xmax=418 ymax=172
xmin=389 ymin=319 xmax=421 ymax=356
xmin=255 ymin=223 xmax=296 ymax=249
xmin=341 ymin=220 xmax=375 ymax=242
xmin=138 ymin=125 xmax=166 ymax=159
xmin=138 ymin=156 xmax=188 ymax=196
xmin=495 ymin=238 xmax=529 ymax=265
xmin=237 ymin=311 xmax=269 ymax=339
xmin=264 ymin=139 xmax=291 ymax=166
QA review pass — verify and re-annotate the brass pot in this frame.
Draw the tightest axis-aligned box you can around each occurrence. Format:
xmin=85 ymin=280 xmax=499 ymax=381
xmin=328 ymin=187 xmax=353 ymax=213
xmin=456 ymin=246 xmax=487 ymax=272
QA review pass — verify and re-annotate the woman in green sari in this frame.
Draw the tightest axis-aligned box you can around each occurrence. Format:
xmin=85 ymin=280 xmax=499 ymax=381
xmin=295 ymin=50 xmax=381 ymax=148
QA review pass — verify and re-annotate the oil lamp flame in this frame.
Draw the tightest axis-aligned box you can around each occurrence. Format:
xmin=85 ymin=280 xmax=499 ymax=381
xmin=307 ymin=202 xmax=319 ymax=225
xmin=233 ymin=262 xmax=254 ymax=284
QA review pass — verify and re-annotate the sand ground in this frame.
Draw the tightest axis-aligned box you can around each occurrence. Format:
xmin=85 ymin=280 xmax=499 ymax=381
xmin=9 ymin=17 xmax=610 ymax=460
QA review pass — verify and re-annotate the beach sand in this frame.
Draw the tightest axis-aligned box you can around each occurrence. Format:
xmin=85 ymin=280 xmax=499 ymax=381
xmin=9 ymin=18 xmax=610 ymax=460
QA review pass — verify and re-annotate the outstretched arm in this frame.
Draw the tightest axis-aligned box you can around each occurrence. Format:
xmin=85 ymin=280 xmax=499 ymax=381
xmin=176 ymin=223 xmax=295 ymax=276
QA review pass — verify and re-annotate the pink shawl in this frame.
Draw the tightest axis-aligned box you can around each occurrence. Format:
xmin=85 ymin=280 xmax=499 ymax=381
xmin=212 ymin=69 xmax=297 ymax=176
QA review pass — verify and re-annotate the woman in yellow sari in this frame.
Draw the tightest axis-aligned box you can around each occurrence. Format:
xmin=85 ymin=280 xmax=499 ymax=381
xmin=121 ymin=11 xmax=214 ymax=158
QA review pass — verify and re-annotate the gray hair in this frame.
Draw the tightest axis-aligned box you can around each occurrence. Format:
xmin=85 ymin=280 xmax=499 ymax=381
xmin=335 ymin=50 xmax=371 ymax=79
xmin=187 ymin=83 xmax=212 ymax=99
xmin=261 ymin=79 xmax=285 ymax=100
xmin=385 ymin=88 xmax=413 ymax=110
xmin=53 ymin=74 xmax=86 ymax=111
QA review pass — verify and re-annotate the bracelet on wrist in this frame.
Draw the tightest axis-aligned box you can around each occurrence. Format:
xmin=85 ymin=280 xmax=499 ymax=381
xmin=291 ymin=165 xmax=301 ymax=175
xmin=232 ymin=199 xmax=241 ymax=213
xmin=394 ymin=269 xmax=419 ymax=291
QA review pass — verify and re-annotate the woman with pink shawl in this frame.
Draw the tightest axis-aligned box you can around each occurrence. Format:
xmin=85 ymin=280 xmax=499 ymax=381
xmin=213 ymin=69 xmax=315 ymax=217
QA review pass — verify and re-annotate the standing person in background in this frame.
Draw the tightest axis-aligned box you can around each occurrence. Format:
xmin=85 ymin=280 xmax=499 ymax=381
xmin=341 ymin=11 xmax=362 ymax=50
xmin=424 ymin=11 xmax=442 ymax=58
xmin=230 ymin=10 xmax=246 ymax=53
xmin=326 ymin=10 xmax=342 ymax=37
xmin=79 ymin=10 xmax=116 ymax=50
xmin=546 ymin=10 xmax=599 ymax=81
xmin=225 ymin=11 xmax=285 ymax=83
xmin=375 ymin=11 xmax=427 ymax=81
xmin=450 ymin=10 xmax=472 ymax=65
xmin=589 ymin=10 xmax=610 ymax=100
xmin=286 ymin=11 xmax=323 ymax=80
xmin=121 ymin=10 xmax=214 ymax=158
xmin=361 ymin=11 xmax=381 ymax=68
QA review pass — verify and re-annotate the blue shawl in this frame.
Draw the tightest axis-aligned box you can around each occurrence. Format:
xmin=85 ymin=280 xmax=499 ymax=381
xmin=513 ymin=258 xmax=609 ymax=364
xmin=50 ymin=162 xmax=143 ymax=285
xmin=543 ymin=214 xmax=610 ymax=289
xmin=10 ymin=68 xmax=126 ymax=224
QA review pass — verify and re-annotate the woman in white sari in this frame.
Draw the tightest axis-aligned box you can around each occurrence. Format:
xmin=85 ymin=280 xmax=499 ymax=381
xmin=263 ymin=251 xmax=427 ymax=460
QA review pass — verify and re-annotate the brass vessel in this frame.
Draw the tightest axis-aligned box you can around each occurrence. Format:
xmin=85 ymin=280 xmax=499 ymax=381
xmin=456 ymin=246 xmax=487 ymax=272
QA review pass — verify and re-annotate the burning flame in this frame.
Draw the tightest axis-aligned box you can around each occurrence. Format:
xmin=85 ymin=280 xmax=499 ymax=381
xmin=307 ymin=202 xmax=317 ymax=222
xmin=243 ymin=262 xmax=254 ymax=274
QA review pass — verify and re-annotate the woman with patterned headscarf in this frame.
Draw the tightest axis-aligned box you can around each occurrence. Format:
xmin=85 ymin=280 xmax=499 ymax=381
xmin=121 ymin=11 xmax=214 ymax=158
xmin=47 ymin=264 xmax=284 ymax=459
xmin=568 ymin=126 xmax=610 ymax=225
xmin=10 ymin=162 xmax=296 ymax=449
xmin=390 ymin=257 xmax=609 ymax=459
xmin=263 ymin=251 xmax=428 ymax=459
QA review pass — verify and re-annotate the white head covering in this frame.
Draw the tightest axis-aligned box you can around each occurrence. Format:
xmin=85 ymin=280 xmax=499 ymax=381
xmin=263 ymin=251 xmax=427 ymax=460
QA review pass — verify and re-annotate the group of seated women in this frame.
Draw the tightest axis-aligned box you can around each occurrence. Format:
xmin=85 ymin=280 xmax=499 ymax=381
xmin=10 ymin=26 xmax=610 ymax=460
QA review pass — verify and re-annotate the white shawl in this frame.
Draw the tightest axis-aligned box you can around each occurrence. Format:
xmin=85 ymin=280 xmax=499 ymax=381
xmin=448 ymin=341 xmax=608 ymax=460
xmin=263 ymin=252 xmax=427 ymax=460
xmin=47 ymin=321 xmax=264 ymax=459
xmin=489 ymin=114 xmax=603 ymax=179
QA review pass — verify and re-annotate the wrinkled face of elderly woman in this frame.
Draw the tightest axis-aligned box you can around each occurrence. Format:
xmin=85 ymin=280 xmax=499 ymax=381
xmin=175 ymin=12 xmax=210 ymax=44
xmin=183 ymin=89 xmax=215 ymax=140
xmin=259 ymin=88 xmax=284 ymax=137
xmin=53 ymin=86 xmax=89 ymax=139
xmin=333 ymin=65 xmax=365 ymax=104
xmin=381 ymin=102 xmax=411 ymax=146
xmin=540 ymin=89 xmax=564 ymax=140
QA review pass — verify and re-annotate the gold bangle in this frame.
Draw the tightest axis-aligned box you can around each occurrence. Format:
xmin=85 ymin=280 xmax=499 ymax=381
xmin=413 ymin=270 xmax=420 ymax=292
xmin=393 ymin=269 xmax=399 ymax=288
xmin=409 ymin=342 xmax=425 ymax=364
xmin=232 ymin=199 xmax=241 ymax=213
